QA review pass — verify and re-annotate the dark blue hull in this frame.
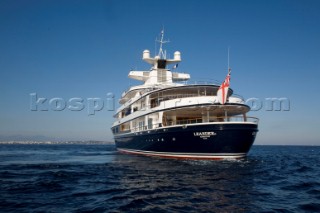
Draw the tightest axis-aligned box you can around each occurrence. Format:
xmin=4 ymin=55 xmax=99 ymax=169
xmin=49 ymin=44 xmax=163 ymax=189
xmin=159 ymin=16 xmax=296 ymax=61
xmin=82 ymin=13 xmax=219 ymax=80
xmin=114 ymin=123 xmax=258 ymax=160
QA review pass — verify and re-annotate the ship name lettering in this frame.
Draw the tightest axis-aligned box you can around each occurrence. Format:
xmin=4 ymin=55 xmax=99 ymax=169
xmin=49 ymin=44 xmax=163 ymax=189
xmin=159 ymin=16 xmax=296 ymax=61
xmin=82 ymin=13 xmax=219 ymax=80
xmin=193 ymin=132 xmax=216 ymax=136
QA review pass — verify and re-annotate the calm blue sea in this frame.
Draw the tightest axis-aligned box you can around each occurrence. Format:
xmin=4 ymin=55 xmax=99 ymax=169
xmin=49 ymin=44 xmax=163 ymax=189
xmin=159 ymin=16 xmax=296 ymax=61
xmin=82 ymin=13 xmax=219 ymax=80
xmin=0 ymin=144 xmax=319 ymax=212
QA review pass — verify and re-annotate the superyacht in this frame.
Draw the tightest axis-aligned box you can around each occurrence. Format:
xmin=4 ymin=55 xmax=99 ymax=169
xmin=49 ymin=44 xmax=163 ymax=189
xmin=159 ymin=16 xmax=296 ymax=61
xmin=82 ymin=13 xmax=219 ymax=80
xmin=111 ymin=31 xmax=258 ymax=160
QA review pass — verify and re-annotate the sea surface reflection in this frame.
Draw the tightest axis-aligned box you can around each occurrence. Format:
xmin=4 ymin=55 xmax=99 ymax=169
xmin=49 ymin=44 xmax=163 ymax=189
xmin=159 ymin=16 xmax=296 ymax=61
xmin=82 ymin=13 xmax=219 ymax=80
xmin=1 ymin=144 xmax=319 ymax=212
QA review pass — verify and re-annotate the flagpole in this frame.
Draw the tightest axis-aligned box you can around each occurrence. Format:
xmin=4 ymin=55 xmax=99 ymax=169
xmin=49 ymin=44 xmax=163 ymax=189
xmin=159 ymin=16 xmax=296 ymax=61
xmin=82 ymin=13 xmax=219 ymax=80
xmin=228 ymin=47 xmax=231 ymax=75
xmin=216 ymin=47 xmax=232 ymax=105
xmin=228 ymin=47 xmax=229 ymax=73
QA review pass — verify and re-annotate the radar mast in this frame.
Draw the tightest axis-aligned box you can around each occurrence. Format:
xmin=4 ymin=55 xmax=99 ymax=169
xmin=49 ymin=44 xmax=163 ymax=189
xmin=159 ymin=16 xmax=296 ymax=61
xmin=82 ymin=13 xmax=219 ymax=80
xmin=156 ymin=29 xmax=169 ymax=59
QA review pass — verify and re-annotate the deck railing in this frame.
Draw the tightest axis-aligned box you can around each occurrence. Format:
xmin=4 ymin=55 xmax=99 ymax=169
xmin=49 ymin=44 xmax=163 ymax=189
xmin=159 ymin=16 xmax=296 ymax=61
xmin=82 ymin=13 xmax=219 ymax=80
xmin=182 ymin=79 xmax=222 ymax=85
xmin=127 ymin=116 xmax=259 ymax=133
xmin=166 ymin=116 xmax=259 ymax=127
xmin=150 ymin=94 xmax=244 ymax=108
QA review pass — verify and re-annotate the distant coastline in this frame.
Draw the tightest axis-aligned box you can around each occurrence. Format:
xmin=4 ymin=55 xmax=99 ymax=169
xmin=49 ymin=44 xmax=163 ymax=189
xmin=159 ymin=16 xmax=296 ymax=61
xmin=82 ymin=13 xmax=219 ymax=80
xmin=0 ymin=141 xmax=318 ymax=146
xmin=0 ymin=140 xmax=115 ymax=145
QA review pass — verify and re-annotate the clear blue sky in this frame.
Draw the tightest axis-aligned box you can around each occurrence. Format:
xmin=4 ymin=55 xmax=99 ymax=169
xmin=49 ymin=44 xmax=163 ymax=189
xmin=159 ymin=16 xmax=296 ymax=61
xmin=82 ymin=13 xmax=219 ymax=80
xmin=1 ymin=0 xmax=319 ymax=145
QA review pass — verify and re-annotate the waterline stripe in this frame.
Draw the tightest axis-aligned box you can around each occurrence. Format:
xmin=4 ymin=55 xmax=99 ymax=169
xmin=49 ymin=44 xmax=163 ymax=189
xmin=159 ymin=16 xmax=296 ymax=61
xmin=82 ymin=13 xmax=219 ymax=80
xmin=117 ymin=148 xmax=246 ymax=160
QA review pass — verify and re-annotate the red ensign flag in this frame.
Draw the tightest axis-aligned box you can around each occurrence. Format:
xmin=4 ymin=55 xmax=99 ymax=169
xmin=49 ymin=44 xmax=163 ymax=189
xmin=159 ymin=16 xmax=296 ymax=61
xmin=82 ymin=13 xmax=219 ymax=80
xmin=217 ymin=71 xmax=231 ymax=104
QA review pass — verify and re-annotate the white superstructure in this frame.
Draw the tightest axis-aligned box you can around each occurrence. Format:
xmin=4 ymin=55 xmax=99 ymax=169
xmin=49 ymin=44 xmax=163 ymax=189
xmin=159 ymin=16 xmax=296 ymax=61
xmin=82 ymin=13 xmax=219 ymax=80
xmin=112 ymin=31 xmax=257 ymax=136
